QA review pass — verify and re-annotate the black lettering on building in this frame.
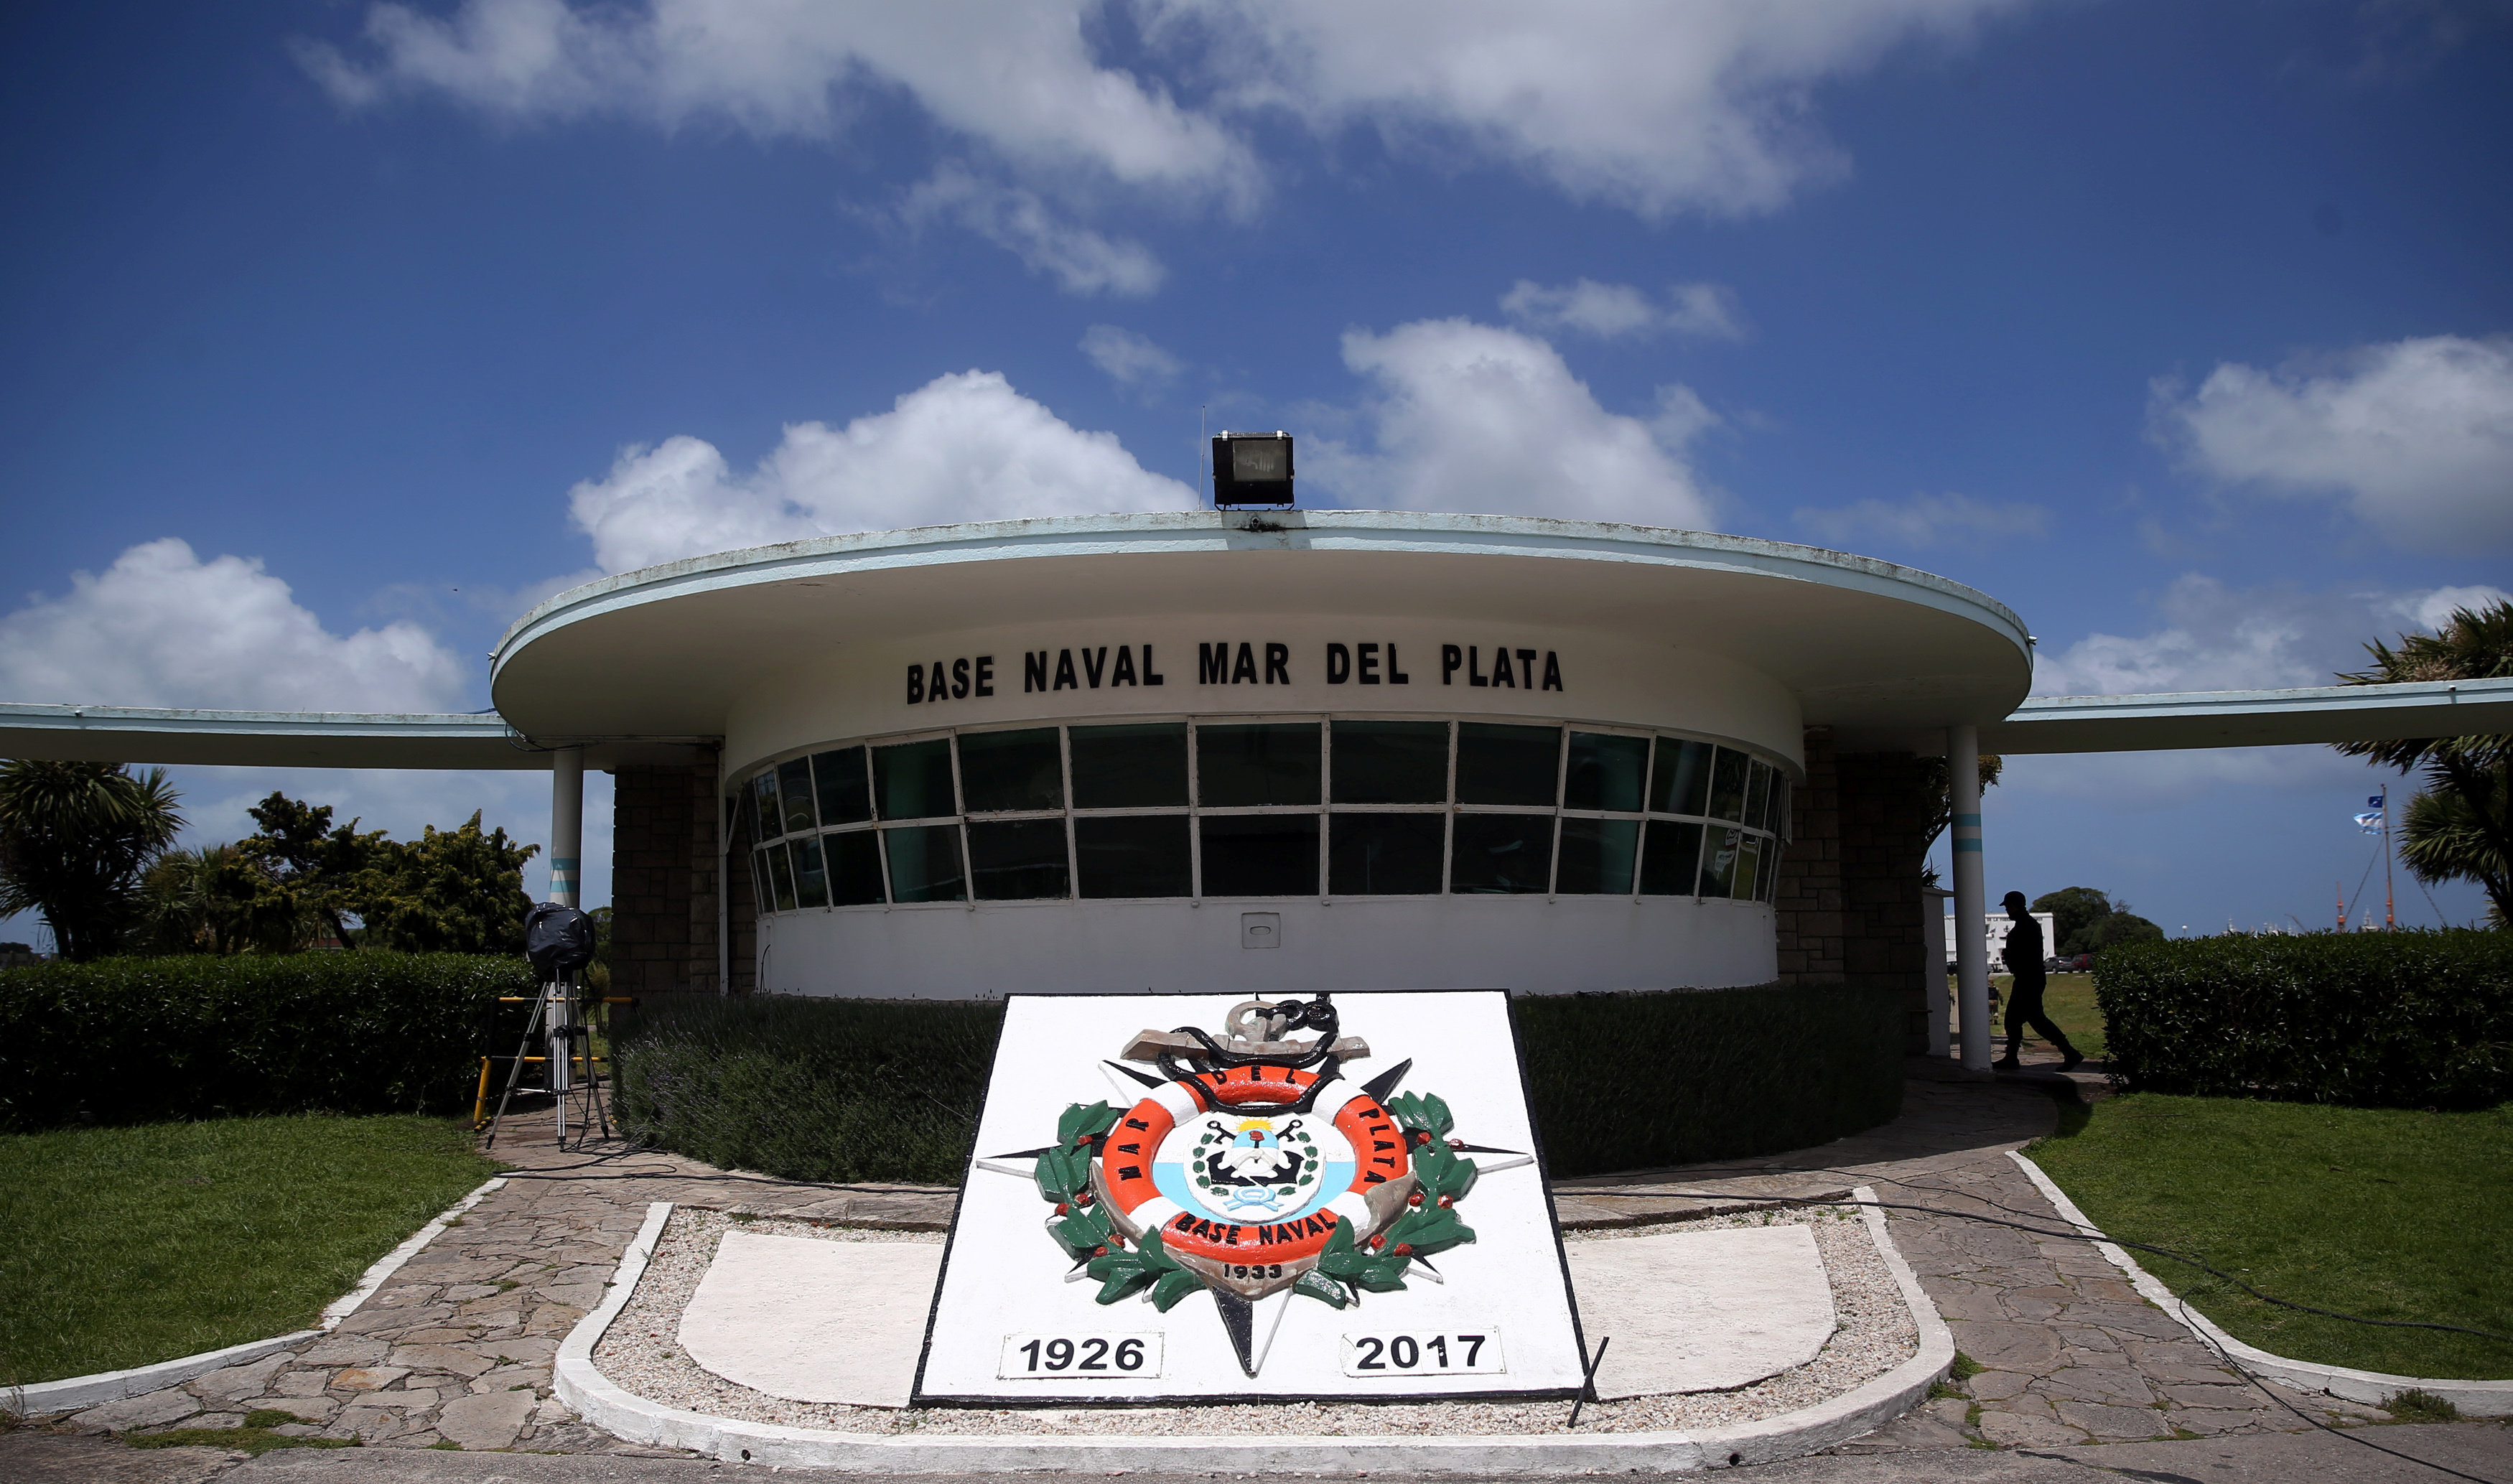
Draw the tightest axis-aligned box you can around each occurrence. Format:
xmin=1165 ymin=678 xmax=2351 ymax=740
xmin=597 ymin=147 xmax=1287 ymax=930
xmin=974 ymin=655 xmax=994 ymax=696
xmin=1081 ymin=646 xmax=1109 ymax=688
xmin=1025 ymin=650 xmax=1049 ymax=693
xmin=1469 ymin=645 xmax=1489 ymax=687
xmin=1053 ymin=649 xmax=1079 ymax=691
xmin=1232 ymin=642 xmax=1259 ymax=684
xmin=1542 ymin=650 xmax=1562 ymax=691
xmin=1491 ymin=647 xmax=1516 ymax=688
xmin=1358 ymin=642 xmax=1379 ymax=684
xmin=951 ymin=657 xmax=970 ymax=699
xmin=1516 ymin=648 xmax=1537 ymax=690
xmin=1111 ymin=645 xmax=1137 ymax=686
xmin=928 ymin=661 xmax=948 ymax=699
xmin=1442 ymin=643 xmax=1463 ymax=685
xmin=1142 ymin=645 xmax=1165 ymax=685
xmin=1389 ymin=643 xmax=1410 ymax=684
xmin=1265 ymin=642 xmax=1290 ymax=684
xmin=907 ymin=665 xmax=925 ymax=704
xmin=1200 ymin=643 xmax=1228 ymax=685
xmin=1326 ymin=643 xmax=1351 ymax=683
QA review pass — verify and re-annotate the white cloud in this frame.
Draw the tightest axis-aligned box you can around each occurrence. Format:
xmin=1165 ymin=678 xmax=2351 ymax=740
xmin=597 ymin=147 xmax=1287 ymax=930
xmin=1499 ymin=278 xmax=1747 ymax=340
xmin=1080 ymin=324 xmax=1185 ymax=398
xmin=1791 ymin=490 xmax=2046 ymax=550
xmin=1315 ymin=318 xmax=1718 ymax=526
xmin=295 ymin=0 xmax=1256 ymax=202
xmin=900 ymin=167 xmax=1166 ymax=297
xmin=2029 ymin=574 xmax=2512 ymax=698
xmin=299 ymin=0 xmax=2027 ymax=225
xmin=0 ymin=539 xmax=470 ymax=712
xmin=2153 ymin=334 xmax=2513 ymax=551
xmin=2390 ymin=584 xmax=2513 ymax=633
xmin=1178 ymin=0 xmax=2028 ymax=218
xmin=568 ymin=370 xmax=1197 ymax=572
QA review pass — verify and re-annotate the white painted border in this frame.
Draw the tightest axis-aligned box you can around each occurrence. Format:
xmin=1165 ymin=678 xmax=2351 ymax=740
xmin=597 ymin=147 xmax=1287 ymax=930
xmin=2008 ymin=1151 xmax=2513 ymax=1417
xmin=14 ymin=1176 xmax=507 ymax=1416
xmin=554 ymin=1193 xmax=1954 ymax=1473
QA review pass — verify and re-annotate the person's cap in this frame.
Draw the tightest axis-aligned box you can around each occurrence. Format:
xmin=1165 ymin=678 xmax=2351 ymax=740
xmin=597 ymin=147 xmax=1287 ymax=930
xmin=2002 ymin=890 xmax=2029 ymax=910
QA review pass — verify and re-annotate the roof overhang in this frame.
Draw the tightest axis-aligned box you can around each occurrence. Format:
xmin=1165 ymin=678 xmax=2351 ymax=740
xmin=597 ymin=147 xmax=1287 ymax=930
xmin=490 ymin=510 xmax=2038 ymax=737
xmin=1980 ymin=678 xmax=2513 ymax=754
xmin=0 ymin=704 xmax=711 ymax=771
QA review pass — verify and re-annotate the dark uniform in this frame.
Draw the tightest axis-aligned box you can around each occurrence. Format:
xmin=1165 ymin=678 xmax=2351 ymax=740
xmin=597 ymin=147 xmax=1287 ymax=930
xmin=1997 ymin=899 xmax=2079 ymax=1069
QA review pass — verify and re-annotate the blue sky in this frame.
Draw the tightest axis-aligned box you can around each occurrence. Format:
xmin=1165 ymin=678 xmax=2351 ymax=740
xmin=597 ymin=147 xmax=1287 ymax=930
xmin=2 ymin=0 xmax=2507 ymax=944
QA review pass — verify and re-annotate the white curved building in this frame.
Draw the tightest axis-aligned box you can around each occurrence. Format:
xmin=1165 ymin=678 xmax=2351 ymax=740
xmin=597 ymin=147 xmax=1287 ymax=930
xmin=490 ymin=511 xmax=2031 ymax=1002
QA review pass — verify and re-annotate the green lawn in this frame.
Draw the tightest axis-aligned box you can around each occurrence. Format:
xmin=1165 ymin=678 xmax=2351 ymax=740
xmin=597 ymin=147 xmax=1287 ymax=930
xmin=1944 ymin=972 xmax=2109 ymax=1058
xmin=0 ymin=1116 xmax=500 ymax=1385
xmin=2032 ymin=1093 xmax=2513 ymax=1380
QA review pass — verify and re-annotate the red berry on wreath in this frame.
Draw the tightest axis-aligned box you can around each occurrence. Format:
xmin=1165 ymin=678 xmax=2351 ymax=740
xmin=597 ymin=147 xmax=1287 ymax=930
xmin=1093 ymin=1246 xmax=1108 ymax=1256
xmin=1393 ymin=1243 xmax=1414 ymax=1256
xmin=1437 ymin=1195 xmax=1455 ymax=1208
xmin=1369 ymin=1234 xmax=1385 ymax=1250
xmin=1407 ymin=1191 xmax=1423 ymax=1207
xmin=1055 ymin=1203 xmax=1071 ymax=1215
xmin=1449 ymin=1137 xmax=1465 ymax=1149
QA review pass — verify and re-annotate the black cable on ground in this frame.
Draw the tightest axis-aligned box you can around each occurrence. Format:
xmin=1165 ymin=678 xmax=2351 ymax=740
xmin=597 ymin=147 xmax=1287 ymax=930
xmin=1567 ymin=1187 xmax=2512 ymax=1343
xmin=2180 ymin=1307 xmax=2505 ymax=1484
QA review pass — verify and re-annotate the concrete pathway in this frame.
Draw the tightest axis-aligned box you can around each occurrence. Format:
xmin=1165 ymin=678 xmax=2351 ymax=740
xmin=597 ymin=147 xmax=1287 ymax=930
xmin=12 ymin=1048 xmax=2478 ymax=1476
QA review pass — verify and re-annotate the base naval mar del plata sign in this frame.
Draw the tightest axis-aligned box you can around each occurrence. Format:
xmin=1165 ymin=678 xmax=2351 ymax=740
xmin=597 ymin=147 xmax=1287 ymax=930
xmin=912 ymin=990 xmax=1590 ymax=1404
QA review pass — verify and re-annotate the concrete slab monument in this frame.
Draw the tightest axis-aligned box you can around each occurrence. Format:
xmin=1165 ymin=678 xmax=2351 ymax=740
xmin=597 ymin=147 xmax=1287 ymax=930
xmin=913 ymin=990 xmax=1590 ymax=1404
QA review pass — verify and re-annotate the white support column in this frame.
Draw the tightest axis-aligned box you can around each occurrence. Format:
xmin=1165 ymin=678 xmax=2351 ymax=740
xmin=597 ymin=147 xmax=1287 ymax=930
xmin=549 ymin=747 xmax=584 ymax=907
xmin=1949 ymin=725 xmax=1990 ymax=1070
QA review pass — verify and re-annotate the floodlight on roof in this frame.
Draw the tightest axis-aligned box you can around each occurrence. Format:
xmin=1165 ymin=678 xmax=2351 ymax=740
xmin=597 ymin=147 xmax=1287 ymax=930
xmin=1211 ymin=431 xmax=1294 ymax=508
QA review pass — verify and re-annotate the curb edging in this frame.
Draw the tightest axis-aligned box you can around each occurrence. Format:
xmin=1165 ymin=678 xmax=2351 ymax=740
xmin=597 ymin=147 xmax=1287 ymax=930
xmin=12 ymin=1175 xmax=508 ymax=1417
xmin=2007 ymin=1151 xmax=2513 ymax=1418
xmin=551 ymin=1193 xmax=1954 ymax=1473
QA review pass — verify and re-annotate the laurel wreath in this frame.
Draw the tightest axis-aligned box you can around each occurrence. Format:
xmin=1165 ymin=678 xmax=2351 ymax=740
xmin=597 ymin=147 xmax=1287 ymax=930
xmin=1030 ymin=1088 xmax=1480 ymax=1310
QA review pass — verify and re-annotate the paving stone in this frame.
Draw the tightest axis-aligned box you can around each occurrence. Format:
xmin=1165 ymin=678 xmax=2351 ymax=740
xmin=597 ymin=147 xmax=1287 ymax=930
xmin=75 ymin=1387 xmax=202 ymax=1432
xmin=388 ymin=1343 xmax=495 ymax=1378
xmin=1976 ymin=1407 xmax=2082 ymax=1446
xmin=331 ymin=1366 xmax=410 ymax=1391
xmin=2165 ymin=1381 xmax=2260 ymax=1409
xmin=295 ymin=1337 xmax=386 ymax=1366
xmin=440 ymin=1283 xmax=502 ymax=1301
xmin=1945 ymin=1319 xmax=2063 ymax=1373
xmin=1966 ymin=1368 xmax=2035 ymax=1402
xmin=542 ymin=1282 xmax=606 ymax=1309
xmin=2163 ymin=1406 xmax=2270 ymax=1437
xmin=2041 ymin=1364 xmax=2156 ymax=1407
xmin=476 ymin=1334 xmax=559 ymax=1366
xmin=187 ymin=1354 xmax=290 ymax=1399
xmin=436 ymin=1387 xmax=538 ymax=1450
xmin=271 ymin=1368 xmax=335 ymax=1396
xmin=248 ymin=1394 xmax=335 ymax=1422
xmin=378 ymin=1388 xmax=440 ymax=1411
xmin=327 ymin=1406 xmax=398 ymax=1441
xmin=2053 ymin=1398 xmax=2171 ymax=1440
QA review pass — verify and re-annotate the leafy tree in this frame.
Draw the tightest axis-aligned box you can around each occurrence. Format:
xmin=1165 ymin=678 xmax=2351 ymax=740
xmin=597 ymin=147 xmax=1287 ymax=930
xmin=2031 ymin=887 xmax=2115 ymax=949
xmin=0 ymin=761 xmax=184 ymax=961
xmin=240 ymin=793 xmax=388 ymax=948
xmin=348 ymin=811 xmax=538 ymax=954
xmin=2028 ymin=885 xmax=2165 ymax=956
xmin=134 ymin=844 xmax=315 ymax=955
xmin=2335 ymin=598 xmax=2513 ymax=926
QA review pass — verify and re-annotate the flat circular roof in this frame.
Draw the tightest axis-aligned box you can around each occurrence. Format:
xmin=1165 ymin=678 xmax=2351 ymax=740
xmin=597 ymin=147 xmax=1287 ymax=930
xmin=491 ymin=512 xmax=2033 ymax=739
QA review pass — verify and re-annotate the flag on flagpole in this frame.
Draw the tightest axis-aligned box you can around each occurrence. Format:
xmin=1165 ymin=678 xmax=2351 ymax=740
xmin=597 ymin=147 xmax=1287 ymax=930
xmin=2354 ymin=792 xmax=2387 ymax=836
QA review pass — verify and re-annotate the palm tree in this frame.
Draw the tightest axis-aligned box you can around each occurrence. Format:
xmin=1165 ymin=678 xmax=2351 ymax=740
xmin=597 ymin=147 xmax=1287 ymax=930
xmin=0 ymin=761 xmax=185 ymax=960
xmin=2335 ymin=599 xmax=2513 ymax=926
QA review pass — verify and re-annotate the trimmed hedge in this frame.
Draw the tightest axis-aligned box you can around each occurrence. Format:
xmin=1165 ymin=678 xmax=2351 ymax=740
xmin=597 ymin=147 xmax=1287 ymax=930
xmin=1514 ymin=984 xmax=1905 ymax=1176
xmin=608 ymin=984 xmax=1905 ymax=1184
xmin=2097 ymin=930 xmax=2513 ymax=1109
xmin=0 ymin=953 xmax=530 ymax=1132
xmin=609 ymin=995 xmax=1004 ymax=1185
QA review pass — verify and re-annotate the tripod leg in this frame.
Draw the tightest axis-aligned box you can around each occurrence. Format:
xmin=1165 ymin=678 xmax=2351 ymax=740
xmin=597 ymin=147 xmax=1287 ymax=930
xmin=482 ymin=991 xmax=549 ymax=1151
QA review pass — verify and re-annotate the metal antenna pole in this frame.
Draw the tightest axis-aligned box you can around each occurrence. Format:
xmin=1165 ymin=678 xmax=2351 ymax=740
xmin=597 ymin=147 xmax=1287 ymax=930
xmin=2382 ymin=792 xmax=2396 ymax=929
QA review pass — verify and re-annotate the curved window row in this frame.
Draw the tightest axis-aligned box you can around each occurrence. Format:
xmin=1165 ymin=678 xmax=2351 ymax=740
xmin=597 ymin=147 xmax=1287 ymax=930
xmin=740 ymin=717 xmax=1789 ymax=912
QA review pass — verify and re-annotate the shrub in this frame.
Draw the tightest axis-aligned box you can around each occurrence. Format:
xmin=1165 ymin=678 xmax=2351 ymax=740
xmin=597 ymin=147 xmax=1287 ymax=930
xmin=608 ymin=984 xmax=1904 ymax=1184
xmin=0 ymin=953 xmax=529 ymax=1131
xmin=609 ymin=996 xmax=1004 ymax=1185
xmin=1514 ymin=984 xmax=1905 ymax=1177
xmin=2096 ymin=930 xmax=2513 ymax=1108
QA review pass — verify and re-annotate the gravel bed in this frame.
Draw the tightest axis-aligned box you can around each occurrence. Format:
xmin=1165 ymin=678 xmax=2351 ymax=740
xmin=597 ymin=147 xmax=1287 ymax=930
xmin=590 ymin=1204 xmax=1917 ymax=1437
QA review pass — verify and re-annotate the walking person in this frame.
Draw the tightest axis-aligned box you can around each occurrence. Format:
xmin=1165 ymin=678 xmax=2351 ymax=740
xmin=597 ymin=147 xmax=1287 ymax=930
xmin=1993 ymin=890 xmax=2081 ymax=1072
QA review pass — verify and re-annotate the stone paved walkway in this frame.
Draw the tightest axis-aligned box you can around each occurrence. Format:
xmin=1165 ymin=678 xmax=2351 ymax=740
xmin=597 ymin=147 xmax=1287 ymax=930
xmin=36 ymin=1048 xmax=2397 ymax=1465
